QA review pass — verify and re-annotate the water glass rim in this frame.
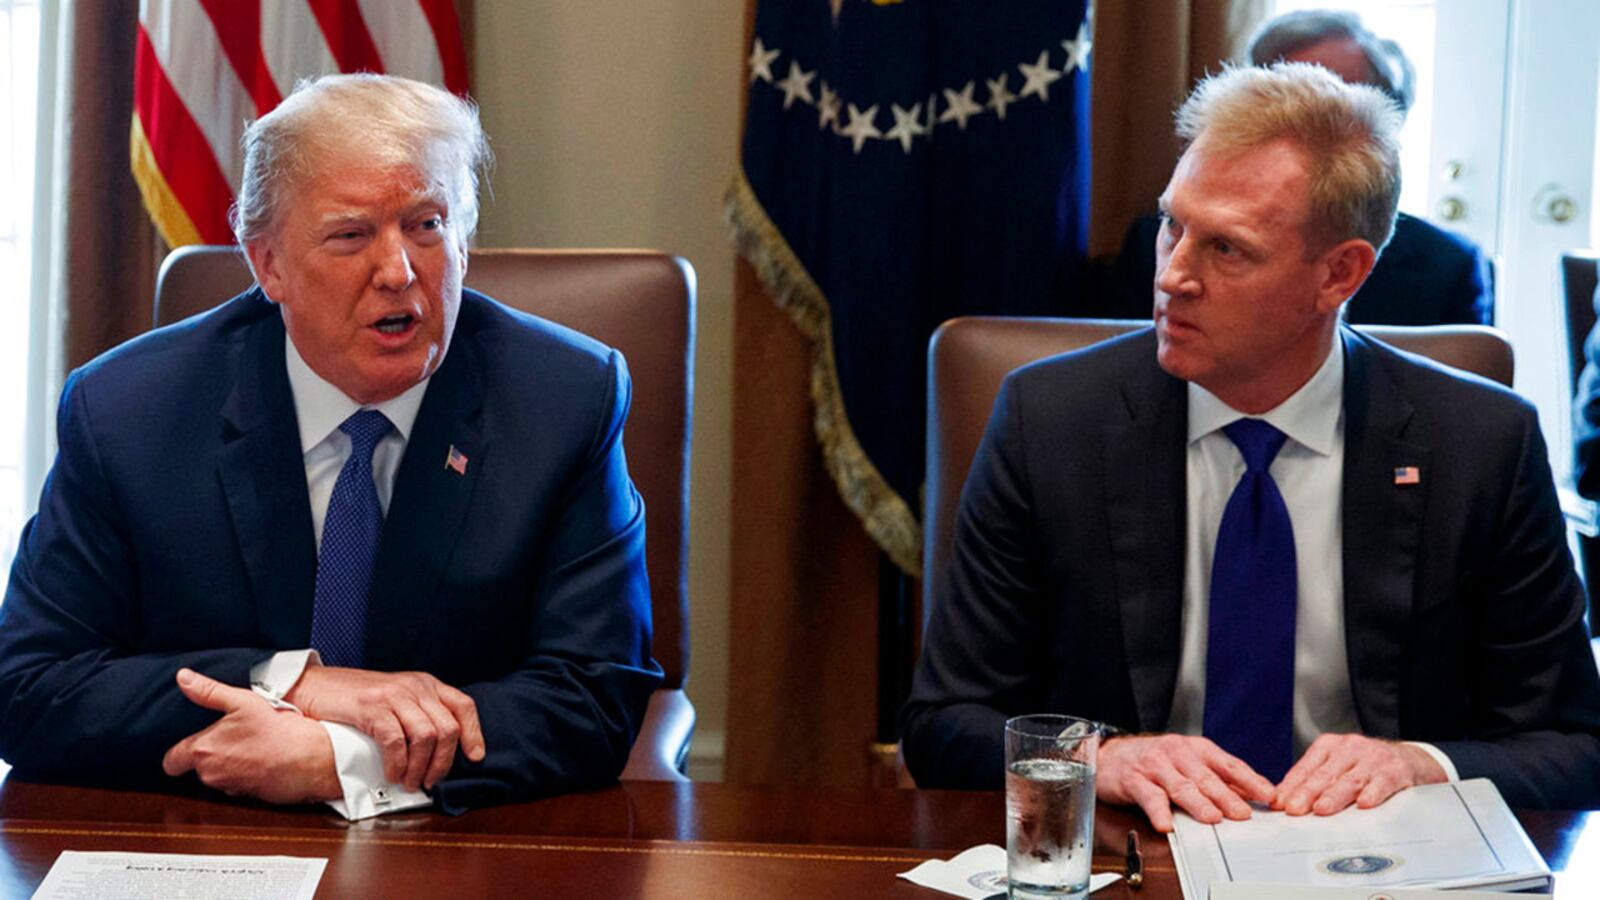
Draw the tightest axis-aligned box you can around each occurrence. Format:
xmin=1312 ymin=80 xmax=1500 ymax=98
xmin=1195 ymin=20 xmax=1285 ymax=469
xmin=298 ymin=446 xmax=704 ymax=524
xmin=1004 ymin=713 xmax=1103 ymax=738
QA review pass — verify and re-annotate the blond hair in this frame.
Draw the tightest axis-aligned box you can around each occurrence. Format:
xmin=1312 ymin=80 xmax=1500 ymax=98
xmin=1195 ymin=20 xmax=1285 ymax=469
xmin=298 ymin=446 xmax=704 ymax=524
xmin=1176 ymin=63 xmax=1402 ymax=252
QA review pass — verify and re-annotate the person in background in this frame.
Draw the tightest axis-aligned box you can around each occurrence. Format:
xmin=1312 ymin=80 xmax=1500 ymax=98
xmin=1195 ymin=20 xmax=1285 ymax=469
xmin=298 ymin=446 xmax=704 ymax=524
xmin=904 ymin=63 xmax=1600 ymax=831
xmin=0 ymin=74 xmax=660 ymax=817
xmin=1104 ymin=8 xmax=1492 ymax=327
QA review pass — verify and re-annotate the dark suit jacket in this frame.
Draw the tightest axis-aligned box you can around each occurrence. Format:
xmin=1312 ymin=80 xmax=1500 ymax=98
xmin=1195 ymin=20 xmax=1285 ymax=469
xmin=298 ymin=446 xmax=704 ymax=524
xmin=0 ymin=289 xmax=662 ymax=814
xmin=1102 ymin=213 xmax=1493 ymax=326
xmin=902 ymin=327 xmax=1600 ymax=808
xmin=1571 ymin=284 xmax=1600 ymax=498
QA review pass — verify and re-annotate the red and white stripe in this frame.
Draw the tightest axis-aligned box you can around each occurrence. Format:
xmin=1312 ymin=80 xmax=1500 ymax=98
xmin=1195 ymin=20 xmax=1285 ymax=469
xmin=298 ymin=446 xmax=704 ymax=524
xmin=133 ymin=0 xmax=468 ymax=247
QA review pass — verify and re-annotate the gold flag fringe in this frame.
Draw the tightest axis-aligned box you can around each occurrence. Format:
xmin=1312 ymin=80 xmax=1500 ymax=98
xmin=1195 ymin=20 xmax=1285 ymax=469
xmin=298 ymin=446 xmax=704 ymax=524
xmin=724 ymin=169 xmax=922 ymax=578
xmin=129 ymin=114 xmax=203 ymax=249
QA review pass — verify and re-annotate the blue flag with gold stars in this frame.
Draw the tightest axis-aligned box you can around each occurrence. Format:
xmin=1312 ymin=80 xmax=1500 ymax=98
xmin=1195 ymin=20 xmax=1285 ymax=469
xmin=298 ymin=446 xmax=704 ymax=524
xmin=728 ymin=0 xmax=1092 ymax=575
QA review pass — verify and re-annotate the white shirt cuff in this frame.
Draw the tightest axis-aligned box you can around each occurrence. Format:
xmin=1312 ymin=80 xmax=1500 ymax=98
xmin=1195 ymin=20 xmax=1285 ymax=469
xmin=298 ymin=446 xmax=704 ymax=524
xmin=320 ymin=721 xmax=433 ymax=820
xmin=250 ymin=651 xmax=431 ymax=819
xmin=248 ymin=649 xmax=320 ymax=710
xmin=1406 ymin=741 xmax=1460 ymax=782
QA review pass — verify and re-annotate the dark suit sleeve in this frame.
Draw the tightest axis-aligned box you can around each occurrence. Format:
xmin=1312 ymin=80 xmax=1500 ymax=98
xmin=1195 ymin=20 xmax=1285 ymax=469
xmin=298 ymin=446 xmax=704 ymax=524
xmin=1574 ymin=287 xmax=1600 ymax=498
xmin=1432 ymin=403 xmax=1600 ymax=807
xmin=433 ymin=350 xmax=660 ymax=814
xmin=901 ymin=374 xmax=1048 ymax=789
xmin=1437 ymin=237 xmax=1494 ymax=326
xmin=0 ymin=370 xmax=269 ymax=782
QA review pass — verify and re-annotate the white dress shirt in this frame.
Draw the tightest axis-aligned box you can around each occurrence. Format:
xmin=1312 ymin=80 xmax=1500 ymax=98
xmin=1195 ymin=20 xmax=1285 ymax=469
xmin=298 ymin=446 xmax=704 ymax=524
xmin=1164 ymin=332 xmax=1456 ymax=779
xmin=247 ymin=335 xmax=434 ymax=820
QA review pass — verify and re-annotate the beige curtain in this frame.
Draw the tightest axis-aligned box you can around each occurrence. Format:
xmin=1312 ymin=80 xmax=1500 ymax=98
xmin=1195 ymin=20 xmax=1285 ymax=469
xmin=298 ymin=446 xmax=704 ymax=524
xmin=1088 ymin=0 xmax=1265 ymax=259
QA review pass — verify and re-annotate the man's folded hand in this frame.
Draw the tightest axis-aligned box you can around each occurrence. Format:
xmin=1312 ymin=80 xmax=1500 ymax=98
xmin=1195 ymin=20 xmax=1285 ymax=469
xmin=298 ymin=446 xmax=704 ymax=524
xmin=284 ymin=664 xmax=486 ymax=791
xmin=162 ymin=668 xmax=342 ymax=804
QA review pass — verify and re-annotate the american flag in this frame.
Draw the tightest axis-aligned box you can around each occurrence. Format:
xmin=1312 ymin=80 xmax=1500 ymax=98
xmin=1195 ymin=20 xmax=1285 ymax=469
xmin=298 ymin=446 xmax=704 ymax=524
xmin=1393 ymin=466 xmax=1421 ymax=485
xmin=132 ymin=0 xmax=468 ymax=247
xmin=445 ymin=445 xmax=468 ymax=476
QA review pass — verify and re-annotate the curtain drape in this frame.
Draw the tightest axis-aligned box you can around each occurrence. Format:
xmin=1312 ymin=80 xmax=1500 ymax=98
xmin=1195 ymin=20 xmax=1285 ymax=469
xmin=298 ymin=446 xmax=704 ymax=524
xmin=60 ymin=0 xmax=165 ymax=372
xmin=23 ymin=0 xmax=163 ymax=516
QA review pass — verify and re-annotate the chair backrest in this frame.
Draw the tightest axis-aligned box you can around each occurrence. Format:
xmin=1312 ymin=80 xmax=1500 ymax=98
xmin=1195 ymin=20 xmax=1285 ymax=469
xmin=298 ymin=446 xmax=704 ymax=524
xmin=923 ymin=316 xmax=1516 ymax=621
xmin=154 ymin=245 xmax=694 ymax=690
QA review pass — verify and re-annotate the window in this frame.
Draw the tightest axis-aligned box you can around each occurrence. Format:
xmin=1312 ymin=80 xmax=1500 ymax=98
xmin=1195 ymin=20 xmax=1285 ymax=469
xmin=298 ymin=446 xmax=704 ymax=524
xmin=0 ymin=0 xmax=41 ymax=591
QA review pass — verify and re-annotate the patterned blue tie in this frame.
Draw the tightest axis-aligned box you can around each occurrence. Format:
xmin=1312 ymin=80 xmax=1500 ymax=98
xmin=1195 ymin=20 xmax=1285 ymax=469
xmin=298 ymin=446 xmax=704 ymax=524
xmin=1204 ymin=418 xmax=1297 ymax=782
xmin=310 ymin=409 xmax=393 ymax=668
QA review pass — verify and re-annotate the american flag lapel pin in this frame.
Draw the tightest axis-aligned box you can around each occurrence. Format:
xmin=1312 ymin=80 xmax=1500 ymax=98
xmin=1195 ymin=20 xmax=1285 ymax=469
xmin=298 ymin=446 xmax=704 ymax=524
xmin=1393 ymin=465 xmax=1421 ymax=486
xmin=445 ymin=445 xmax=469 ymax=476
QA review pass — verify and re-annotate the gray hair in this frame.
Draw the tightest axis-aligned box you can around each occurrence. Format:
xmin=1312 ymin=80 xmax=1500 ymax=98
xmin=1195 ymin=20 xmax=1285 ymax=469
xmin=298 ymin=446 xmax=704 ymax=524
xmin=1246 ymin=9 xmax=1415 ymax=114
xmin=231 ymin=73 xmax=491 ymax=247
xmin=1176 ymin=63 xmax=1403 ymax=253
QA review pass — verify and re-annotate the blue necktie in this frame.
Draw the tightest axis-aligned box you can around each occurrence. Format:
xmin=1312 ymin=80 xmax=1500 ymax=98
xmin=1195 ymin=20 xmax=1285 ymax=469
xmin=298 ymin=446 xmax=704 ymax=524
xmin=310 ymin=409 xmax=393 ymax=668
xmin=1203 ymin=419 xmax=1297 ymax=782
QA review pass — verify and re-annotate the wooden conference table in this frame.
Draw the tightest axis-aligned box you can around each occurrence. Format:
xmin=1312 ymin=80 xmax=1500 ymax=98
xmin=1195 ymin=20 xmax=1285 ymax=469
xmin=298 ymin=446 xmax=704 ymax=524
xmin=0 ymin=769 xmax=1596 ymax=898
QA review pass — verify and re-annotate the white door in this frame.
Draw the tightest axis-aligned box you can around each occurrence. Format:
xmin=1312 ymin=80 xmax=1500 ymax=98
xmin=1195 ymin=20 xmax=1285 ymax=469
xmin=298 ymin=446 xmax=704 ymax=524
xmin=1464 ymin=0 xmax=1600 ymax=480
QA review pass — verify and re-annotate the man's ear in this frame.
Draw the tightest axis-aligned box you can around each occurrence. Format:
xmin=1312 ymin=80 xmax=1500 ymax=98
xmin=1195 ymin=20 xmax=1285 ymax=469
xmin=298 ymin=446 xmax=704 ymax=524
xmin=1315 ymin=238 xmax=1378 ymax=314
xmin=244 ymin=239 xmax=284 ymax=304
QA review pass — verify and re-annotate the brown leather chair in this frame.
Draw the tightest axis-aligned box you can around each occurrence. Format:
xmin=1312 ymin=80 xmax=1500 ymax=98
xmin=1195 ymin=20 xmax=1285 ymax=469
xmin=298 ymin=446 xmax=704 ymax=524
xmin=923 ymin=317 xmax=1516 ymax=621
xmin=154 ymin=245 xmax=696 ymax=781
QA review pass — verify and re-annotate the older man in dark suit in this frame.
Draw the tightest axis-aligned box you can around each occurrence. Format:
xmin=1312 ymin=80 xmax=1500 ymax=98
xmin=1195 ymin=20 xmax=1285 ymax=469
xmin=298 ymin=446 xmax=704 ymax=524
xmin=904 ymin=63 xmax=1600 ymax=831
xmin=0 ymin=74 xmax=660 ymax=816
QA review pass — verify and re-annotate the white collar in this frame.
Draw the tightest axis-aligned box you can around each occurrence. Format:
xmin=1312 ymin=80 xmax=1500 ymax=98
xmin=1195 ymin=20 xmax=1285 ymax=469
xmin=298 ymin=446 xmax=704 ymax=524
xmin=1186 ymin=331 xmax=1344 ymax=457
xmin=284 ymin=334 xmax=431 ymax=454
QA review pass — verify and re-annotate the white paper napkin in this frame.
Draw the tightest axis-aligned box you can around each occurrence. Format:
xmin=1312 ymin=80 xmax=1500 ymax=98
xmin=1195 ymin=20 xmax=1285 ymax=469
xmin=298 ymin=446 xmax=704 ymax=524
xmin=898 ymin=844 xmax=1123 ymax=898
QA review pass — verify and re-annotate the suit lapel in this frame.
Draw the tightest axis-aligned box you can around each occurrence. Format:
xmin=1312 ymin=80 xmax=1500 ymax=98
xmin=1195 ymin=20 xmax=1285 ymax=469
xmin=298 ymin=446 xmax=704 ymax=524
xmin=216 ymin=303 xmax=319 ymax=647
xmin=363 ymin=328 xmax=488 ymax=670
xmin=1104 ymin=364 xmax=1189 ymax=730
xmin=1340 ymin=329 xmax=1427 ymax=737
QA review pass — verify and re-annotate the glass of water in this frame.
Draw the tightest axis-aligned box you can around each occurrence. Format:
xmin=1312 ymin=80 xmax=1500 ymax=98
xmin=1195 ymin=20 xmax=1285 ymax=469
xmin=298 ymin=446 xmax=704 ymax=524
xmin=1004 ymin=714 xmax=1101 ymax=899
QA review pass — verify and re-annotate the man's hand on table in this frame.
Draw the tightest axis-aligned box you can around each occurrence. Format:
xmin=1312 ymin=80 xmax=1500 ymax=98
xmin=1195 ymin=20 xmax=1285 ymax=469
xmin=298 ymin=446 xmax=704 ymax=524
xmin=284 ymin=663 xmax=486 ymax=791
xmin=1098 ymin=732 xmax=1449 ymax=833
xmin=162 ymin=668 xmax=342 ymax=804
xmin=1273 ymin=733 xmax=1447 ymax=815
xmin=1096 ymin=734 xmax=1275 ymax=832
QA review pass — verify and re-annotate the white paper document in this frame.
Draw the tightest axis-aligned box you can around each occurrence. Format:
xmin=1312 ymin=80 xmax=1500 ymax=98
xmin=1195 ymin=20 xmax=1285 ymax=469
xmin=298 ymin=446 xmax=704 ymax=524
xmin=1168 ymin=779 xmax=1550 ymax=899
xmin=32 ymin=851 xmax=327 ymax=900
xmin=898 ymin=844 xmax=1122 ymax=898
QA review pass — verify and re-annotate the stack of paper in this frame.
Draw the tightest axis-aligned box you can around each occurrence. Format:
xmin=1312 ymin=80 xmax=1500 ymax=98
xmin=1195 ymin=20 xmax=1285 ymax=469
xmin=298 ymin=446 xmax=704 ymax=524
xmin=1168 ymin=779 xmax=1550 ymax=898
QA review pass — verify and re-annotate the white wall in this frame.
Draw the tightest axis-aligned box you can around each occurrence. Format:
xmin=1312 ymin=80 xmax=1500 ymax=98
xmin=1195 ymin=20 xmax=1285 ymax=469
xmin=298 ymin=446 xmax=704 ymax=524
xmin=472 ymin=1 xmax=742 ymax=778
